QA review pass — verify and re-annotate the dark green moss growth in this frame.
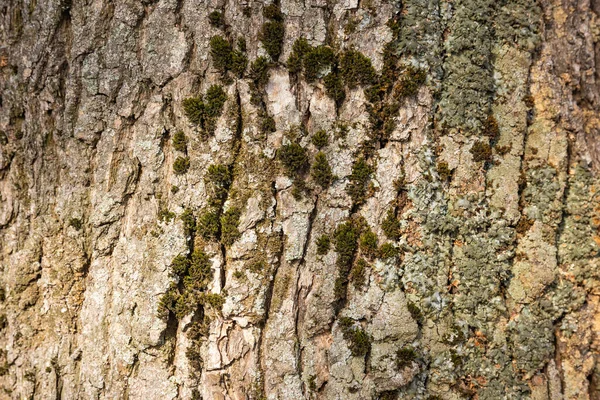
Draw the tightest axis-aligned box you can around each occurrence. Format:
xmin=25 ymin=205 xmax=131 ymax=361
xmin=287 ymin=38 xmax=311 ymax=74
xmin=173 ymin=156 xmax=190 ymax=175
xmin=311 ymin=152 xmax=333 ymax=189
xmin=210 ymin=35 xmax=233 ymax=73
xmin=308 ymin=375 xmax=317 ymax=391
xmin=316 ymin=235 xmax=331 ymax=255
xmin=396 ymin=347 xmax=417 ymax=369
xmin=199 ymin=293 xmax=225 ymax=310
xmin=209 ymin=36 xmax=247 ymax=76
xmin=436 ymin=161 xmax=451 ymax=181
xmin=237 ymin=38 xmax=247 ymax=52
xmin=339 ymin=318 xmax=371 ymax=357
xmin=205 ymin=164 xmax=232 ymax=204
xmin=197 ymin=209 xmax=221 ymax=241
xmin=359 ymin=229 xmax=378 ymax=258
xmin=68 ymin=218 xmax=82 ymax=230
xmin=394 ymin=66 xmax=426 ymax=98
xmin=221 ymin=207 xmax=241 ymax=246
xmin=334 ymin=221 xmax=360 ymax=268
xmin=250 ymin=56 xmax=271 ymax=87
xmin=208 ymin=10 xmax=223 ymax=27
xmin=182 ymin=85 xmax=227 ymax=133
xmin=346 ymin=157 xmax=373 ymax=205
xmin=381 ymin=209 xmax=401 ymax=240
xmin=230 ymin=50 xmax=248 ymax=76
xmin=407 ymin=300 xmax=423 ymax=323
xmin=323 ymin=72 xmax=346 ymax=105
xmin=180 ymin=208 xmax=196 ymax=237
xmin=278 ymin=142 xmax=308 ymax=177
xmin=311 ymin=130 xmax=328 ymax=148
xmin=379 ymin=243 xmax=399 ymax=259
xmin=184 ymin=249 xmax=213 ymax=291
xmin=263 ymin=4 xmax=283 ymax=20
xmin=350 ymin=258 xmax=368 ymax=287
xmin=340 ymin=49 xmax=376 ymax=88
xmin=470 ymin=140 xmax=492 ymax=163
xmin=170 ymin=254 xmax=190 ymax=277
xmin=172 ymin=131 xmax=187 ymax=152
xmin=260 ymin=5 xmax=284 ymax=60
xmin=158 ymin=208 xmax=176 ymax=223
xmin=260 ymin=114 xmax=276 ymax=134
xmin=204 ymin=85 xmax=228 ymax=118
xmin=303 ymin=45 xmax=335 ymax=82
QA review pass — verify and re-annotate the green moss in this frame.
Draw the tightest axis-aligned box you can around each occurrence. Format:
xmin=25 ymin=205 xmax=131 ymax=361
xmin=260 ymin=6 xmax=285 ymax=61
xmin=359 ymin=229 xmax=378 ymax=258
xmin=316 ymin=235 xmax=331 ymax=255
xmin=172 ymin=131 xmax=187 ymax=152
xmin=394 ymin=66 xmax=426 ymax=98
xmin=237 ymin=38 xmax=247 ymax=52
xmin=470 ymin=140 xmax=492 ymax=163
xmin=311 ymin=152 xmax=333 ymax=189
xmin=323 ymin=72 xmax=346 ymax=105
xmin=334 ymin=221 xmax=360 ymax=269
xmin=406 ymin=301 xmax=423 ymax=324
xmin=287 ymin=38 xmax=311 ymax=74
xmin=381 ymin=209 xmax=400 ymax=240
xmin=68 ymin=218 xmax=82 ymax=230
xmin=436 ymin=161 xmax=451 ymax=181
xmin=515 ymin=216 xmax=533 ymax=235
xmin=339 ymin=318 xmax=371 ymax=357
xmin=278 ymin=142 xmax=308 ymax=177
xmin=197 ymin=209 xmax=221 ymax=241
xmin=199 ymin=293 xmax=225 ymax=310
xmin=204 ymin=85 xmax=228 ymax=118
xmin=205 ymin=164 xmax=232 ymax=204
xmin=182 ymin=85 xmax=227 ymax=133
xmin=260 ymin=114 xmax=276 ymax=134
xmin=379 ymin=243 xmax=399 ymax=259
xmin=208 ymin=10 xmax=223 ymax=27
xmin=311 ymin=130 xmax=328 ymax=149
xmin=340 ymin=49 xmax=376 ymax=88
xmin=350 ymin=258 xmax=368 ymax=287
xmin=396 ymin=347 xmax=417 ymax=369
xmin=173 ymin=156 xmax=190 ymax=175
xmin=209 ymin=35 xmax=233 ymax=73
xmin=221 ymin=207 xmax=241 ymax=246
xmin=184 ymin=249 xmax=213 ymax=291
xmin=209 ymin=36 xmax=246 ymax=76
xmin=346 ymin=157 xmax=373 ymax=205
xmin=263 ymin=4 xmax=283 ymax=20
xmin=158 ymin=208 xmax=176 ymax=223
xmin=303 ymin=45 xmax=335 ymax=82
xmin=180 ymin=208 xmax=196 ymax=237
xmin=170 ymin=255 xmax=190 ymax=277
xmin=250 ymin=56 xmax=271 ymax=87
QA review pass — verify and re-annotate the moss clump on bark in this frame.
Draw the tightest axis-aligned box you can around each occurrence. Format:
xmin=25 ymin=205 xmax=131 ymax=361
xmin=311 ymin=152 xmax=333 ymax=189
xmin=209 ymin=36 xmax=247 ymax=77
xmin=173 ymin=157 xmax=190 ymax=175
xmin=339 ymin=317 xmax=371 ymax=357
xmin=346 ymin=157 xmax=373 ymax=205
xmin=311 ymin=130 xmax=328 ymax=149
xmin=340 ymin=49 xmax=377 ymax=88
xmin=172 ymin=131 xmax=187 ymax=152
xmin=208 ymin=11 xmax=223 ymax=27
xmin=260 ymin=5 xmax=284 ymax=61
xmin=316 ymin=235 xmax=330 ymax=255
xmin=359 ymin=229 xmax=378 ymax=258
xmin=470 ymin=141 xmax=492 ymax=163
xmin=381 ymin=209 xmax=401 ymax=240
xmin=182 ymin=85 xmax=227 ymax=134
xmin=221 ymin=207 xmax=241 ymax=246
xmin=278 ymin=142 xmax=308 ymax=177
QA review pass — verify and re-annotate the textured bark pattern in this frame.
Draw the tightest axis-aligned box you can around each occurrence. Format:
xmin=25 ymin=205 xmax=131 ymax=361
xmin=0 ymin=0 xmax=599 ymax=399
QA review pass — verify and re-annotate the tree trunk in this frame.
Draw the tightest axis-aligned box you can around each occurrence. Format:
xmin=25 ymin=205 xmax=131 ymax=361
xmin=0 ymin=0 xmax=599 ymax=398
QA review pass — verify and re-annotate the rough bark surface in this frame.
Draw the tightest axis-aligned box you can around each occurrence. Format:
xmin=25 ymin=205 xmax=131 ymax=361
xmin=1 ymin=0 xmax=599 ymax=399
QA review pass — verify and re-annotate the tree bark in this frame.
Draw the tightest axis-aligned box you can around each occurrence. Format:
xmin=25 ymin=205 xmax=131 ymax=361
xmin=0 ymin=0 xmax=599 ymax=399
